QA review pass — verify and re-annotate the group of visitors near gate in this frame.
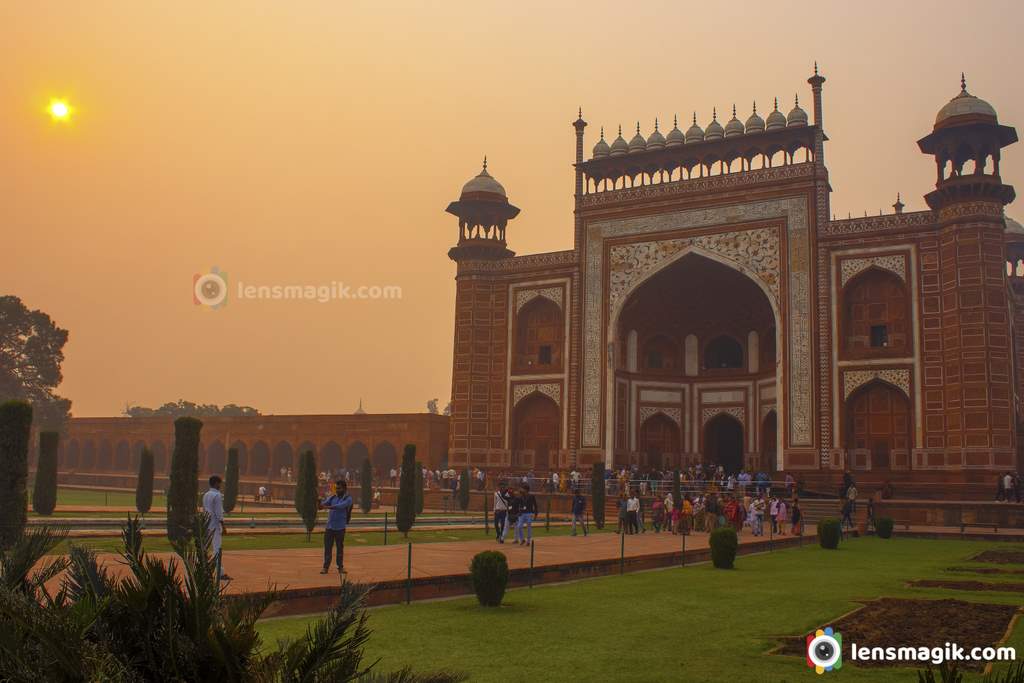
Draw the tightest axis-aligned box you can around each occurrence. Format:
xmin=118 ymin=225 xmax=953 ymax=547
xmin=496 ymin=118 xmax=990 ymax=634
xmin=996 ymin=471 xmax=1022 ymax=502
xmin=614 ymin=489 xmax=805 ymax=537
xmin=490 ymin=484 xmax=540 ymax=544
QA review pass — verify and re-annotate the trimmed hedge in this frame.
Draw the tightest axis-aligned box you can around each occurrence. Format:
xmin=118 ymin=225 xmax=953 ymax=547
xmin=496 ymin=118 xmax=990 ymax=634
xmin=470 ymin=550 xmax=509 ymax=607
xmin=136 ymin=447 xmax=154 ymax=514
xmin=360 ymin=457 xmax=373 ymax=514
xmin=819 ymin=517 xmax=842 ymax=550
xmin=223 ymin=448 xmax=239 ymax=513
xmin=710 ymin=526 xmax=738 ymax=569
xmin=166 ymin=416 xmax=202 ymax=543
xmin=0 ymin=400 xmax=32 ymax=549
xmin=396 ymin=445 xmax=416 ymax=535
xmin=32 ymin=431 xmax=59 ymax=516
xmin=591 ymin=463 xmax=605 ymax=529
xmin=876 ymin=516 xmax=894 ymax=539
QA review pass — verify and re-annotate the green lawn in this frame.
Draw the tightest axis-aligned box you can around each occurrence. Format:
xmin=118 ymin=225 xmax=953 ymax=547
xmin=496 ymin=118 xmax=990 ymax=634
xmin=257 ymin=537 xmax=1024 ymax=683
xmin=50 ymin=521 xmax=606 ymax=555
xmin=52 ymin=487 xmax=169 ymax=508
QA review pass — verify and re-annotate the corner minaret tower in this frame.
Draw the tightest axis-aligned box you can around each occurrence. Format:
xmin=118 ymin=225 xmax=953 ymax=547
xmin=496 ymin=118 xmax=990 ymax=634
xmin=916 ymin=75 xmax=1018 ymax=470
xmin=446 ymin=158 xmax=519 ymax=262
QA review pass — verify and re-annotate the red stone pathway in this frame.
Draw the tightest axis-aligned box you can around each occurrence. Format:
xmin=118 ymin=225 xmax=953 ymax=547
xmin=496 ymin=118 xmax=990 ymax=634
xmin=52 ymin=528 xmax=807 ymax=596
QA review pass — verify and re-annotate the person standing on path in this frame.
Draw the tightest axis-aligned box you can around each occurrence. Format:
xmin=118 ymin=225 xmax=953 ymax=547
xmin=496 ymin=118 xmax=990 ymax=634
xmin=791 ymin=498 xmax=803 ymax=536
xmin=319 ymin=480 xmax=353 ymax=575
xmin=515 ymin=484 xmax=537 ymax=545
xmin=571 ymin=488 xmax=588 ymax=536
xmin=202 ymin=475 xmax=230 ymax=580
xmin=493 ymin=485 xmax=510 ymax=543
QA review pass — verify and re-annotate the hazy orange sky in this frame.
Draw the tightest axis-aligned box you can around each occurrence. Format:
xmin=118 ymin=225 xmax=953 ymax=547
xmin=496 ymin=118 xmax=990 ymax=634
xmin=3 ymin=1 xmax=1023 ymax=418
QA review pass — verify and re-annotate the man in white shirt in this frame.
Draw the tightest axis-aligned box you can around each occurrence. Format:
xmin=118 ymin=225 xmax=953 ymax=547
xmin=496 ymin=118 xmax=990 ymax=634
xmin=202 ymin=475 xmax=229 ymax=580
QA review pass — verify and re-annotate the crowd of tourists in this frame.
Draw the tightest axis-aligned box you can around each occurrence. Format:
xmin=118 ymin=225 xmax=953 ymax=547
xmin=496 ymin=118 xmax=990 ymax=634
xmin=996 ymin=471 xmax=1022 ymax=503
xmin=611 ymin=488 xmax=806 ymax=537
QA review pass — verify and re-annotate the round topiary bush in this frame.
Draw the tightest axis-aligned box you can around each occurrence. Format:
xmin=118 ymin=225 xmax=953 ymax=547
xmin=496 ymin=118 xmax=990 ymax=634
xmin=470 ymin=550 xmax=509 ymax=607
xmin=709 ymin=526 xmax=738 ymax=569
xmin=876 ymin=516 xmax=894 ymax=539
xmin=818 ymin=517 xmax=842 ymax=549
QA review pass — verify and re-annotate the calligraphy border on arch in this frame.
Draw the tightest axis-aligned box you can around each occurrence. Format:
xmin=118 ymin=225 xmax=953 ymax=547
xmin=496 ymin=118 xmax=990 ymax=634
xmin=582 ymin=196 xmax=811 ymax=448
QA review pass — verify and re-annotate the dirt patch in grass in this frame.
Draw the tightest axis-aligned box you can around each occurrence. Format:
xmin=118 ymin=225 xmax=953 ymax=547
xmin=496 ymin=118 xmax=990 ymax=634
xmin=911 ymin=579 xmax=1024 ymax=593
xmin=948 ymin=566 xmax=1024 ymax=576
xmin=774 ymin=598 xmax=1019 ymax=671
xmin=972 ymin=550 xmax=1024 ymax=565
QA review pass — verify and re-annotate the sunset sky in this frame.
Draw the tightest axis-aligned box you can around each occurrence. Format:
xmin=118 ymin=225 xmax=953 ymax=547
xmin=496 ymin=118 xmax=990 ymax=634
xmin=3 ymin=1 xmax=1023 ymax=418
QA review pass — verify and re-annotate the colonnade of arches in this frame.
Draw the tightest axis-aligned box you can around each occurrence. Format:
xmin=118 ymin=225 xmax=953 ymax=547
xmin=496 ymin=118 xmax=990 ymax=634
xmin=57 ymin=437 xmax=402 ymax=479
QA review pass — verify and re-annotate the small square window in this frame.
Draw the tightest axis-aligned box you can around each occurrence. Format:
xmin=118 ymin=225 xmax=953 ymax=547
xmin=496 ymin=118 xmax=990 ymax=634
xmin=870 ymin=325 xmax=889 ymax=348
xmin=538 ymin=345 xmax=552 ymax=365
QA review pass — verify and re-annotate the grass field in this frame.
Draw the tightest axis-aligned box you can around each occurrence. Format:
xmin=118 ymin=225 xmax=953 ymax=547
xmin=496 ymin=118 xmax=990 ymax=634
xmin=256 ymin=537 xmax=1024 ymax=682
xmin=48 ymin=521 xmax=606 ymax=555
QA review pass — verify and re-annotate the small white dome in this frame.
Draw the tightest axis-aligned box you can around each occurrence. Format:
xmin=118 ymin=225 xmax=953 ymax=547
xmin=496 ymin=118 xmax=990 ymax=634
xmin=724 ymin=106 xmax=744 ymax=138
xmin=592 ymin=128 xmax=610 ymax=159
xmin=609 ymin=126 xmax=629 ymax=157
xmin=665 ymin=115 xmax=685 ymax=148
xmin=704 ymin=109 xmax=724 ymax=142
xmin=936 ymin=76 xmax=997 ymax=126
xmin=745 ymin=103 xmax=765 ymax=134
xmin=766 ymin=98 xmax=787 ymax=131
xmin=1006 ymin=216 xmax=1024 ymax=235
xmin=628 ymin=123 xmax=647 ymax=153
xmin=685 ymin=113 xmax=704 ymax=144
xmin=787 ymin=95 xmax=808 ymax=127
xmin=647 ymin=120 xmax=666 ymax=150
xmin=460 ymin=160 xmax=506 ymax=198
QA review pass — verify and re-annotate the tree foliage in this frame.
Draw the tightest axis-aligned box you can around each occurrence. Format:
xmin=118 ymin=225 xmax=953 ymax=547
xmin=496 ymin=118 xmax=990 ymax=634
xmin=32 ymin=431 xmax=59 ymax=516
xmin=0 ymin=400 xmax=32 ymax=549
xmin=360 ymin=457 xmax=373 ymax=514
xmin=591 ymin=463 xmax=605 ymax=529
xmin=0 ymin=297 xmax=71 ymax=429
xmin=166 ymin=416 xmax=202 ymax=543
xmin=223 ymin=447 xmax=239 ymax=513
xmin=458 ymin=468 xmax=471 ymax=512
xmin=0 ymin=517 xmax=465 ymax=682
xmin=396 ymin=445 xmax=417 ymax=535
xmin=295 ymin=450 xmax=318 ymax=540
xmin=135 ymin=447 xmax=154 ymax=515
xmin=124 ymin=399 xmax=259 ymax=418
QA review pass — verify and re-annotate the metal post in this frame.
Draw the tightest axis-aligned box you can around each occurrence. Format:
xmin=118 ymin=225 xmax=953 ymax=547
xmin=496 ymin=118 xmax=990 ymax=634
xmin=484 ymin=488 xmax=489 ymax=535
xmin=769 ymin=514 xmax=774 ymax=552
xmin=545 ymin=496 xmax=551 ymax=532
xmin=620 ymin=531 xmax=625 ymax=575
xmin=681 ymin=528 xmax=686 ymax=567
xmin=384 ymin=512 xmax=388 ymax=545
xmin=406 ymin=542 xmax=412 ymax=604
xmin=529 ymin=541 xmax=535 ymax=588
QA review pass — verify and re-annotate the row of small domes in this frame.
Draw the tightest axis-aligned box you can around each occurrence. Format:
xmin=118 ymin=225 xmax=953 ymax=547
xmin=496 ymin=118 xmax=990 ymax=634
xmin=593 ymin=97 xmax=807 ymax=159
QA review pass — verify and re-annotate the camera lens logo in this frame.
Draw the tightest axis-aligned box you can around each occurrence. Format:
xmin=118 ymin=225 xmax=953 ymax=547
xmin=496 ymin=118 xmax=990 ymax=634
xmin=193 ymin=267 xmax=228 ymax=310
xmin=806 ymin=627 xmax=842 ymax=674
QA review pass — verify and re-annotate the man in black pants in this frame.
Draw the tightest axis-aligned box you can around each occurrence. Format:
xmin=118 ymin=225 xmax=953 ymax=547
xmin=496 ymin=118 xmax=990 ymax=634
xmin=319 ymin=479 xmax=353 ymax=574
xmin=493 ymin=484 xmax=510 ymax=543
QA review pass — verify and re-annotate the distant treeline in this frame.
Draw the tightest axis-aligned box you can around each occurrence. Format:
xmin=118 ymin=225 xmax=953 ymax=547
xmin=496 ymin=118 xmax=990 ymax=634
xmin=123 ymin=400 xmax=260 ymax=418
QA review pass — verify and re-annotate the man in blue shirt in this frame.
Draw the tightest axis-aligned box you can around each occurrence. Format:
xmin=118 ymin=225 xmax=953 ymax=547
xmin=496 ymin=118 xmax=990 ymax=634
xmin=319 ymin=479 xmax=354 ymax=575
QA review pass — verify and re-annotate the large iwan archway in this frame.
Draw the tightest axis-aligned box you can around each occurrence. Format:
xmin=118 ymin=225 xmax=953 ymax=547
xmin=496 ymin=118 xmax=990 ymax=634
xmin=512 ymin=392 xmax=560 ymax=470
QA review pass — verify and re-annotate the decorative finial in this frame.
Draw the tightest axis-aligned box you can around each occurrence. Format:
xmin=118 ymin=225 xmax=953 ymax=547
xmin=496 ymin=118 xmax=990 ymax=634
xmin=960 ymin=72 xmax=967 ymax=92
xmin=618 ymin=124 xmax=622 ymax=136
xmin=654 ymin=117 xmax=659 ymax=131
xmin=814 ymin=61 xmax=818 ymax=76
xmin=795 ymin=94 xmax=799 ymax=107
xmin=712 ymin=107 xmax=717 ymax=121
xmin=732 ymin=104 xmax=737 ymax=118
xmin=636 ymin=122 xmax=641 ymax=135
xmin=482 ymin=155 xmax=487 ymax=171
xmin=693 ymin=112 xmax=697 ymax=125
xmin=599 ymin=126 xmax=604 ymax=140
xmin=773 ymin=97 xmax=779 ymax=111
xmin=673 ymin=114 xmax=678 ymax=128
xmin=578 ymin=106 xmax=583 ymax=118
xmin=893 ymin=192 xmax=905 ymax=214
xmin=752 ymin=101 xmax=757 ymax=115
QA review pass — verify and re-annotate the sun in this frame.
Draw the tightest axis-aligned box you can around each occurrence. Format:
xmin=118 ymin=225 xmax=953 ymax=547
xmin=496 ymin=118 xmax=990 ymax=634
xmin=48 ymin=99 xmax=71 ymax=121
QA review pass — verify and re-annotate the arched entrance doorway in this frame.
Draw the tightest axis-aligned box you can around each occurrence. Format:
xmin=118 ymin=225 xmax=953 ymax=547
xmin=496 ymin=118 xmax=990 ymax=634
xmin=206 ymin=441 xmax=227 ymax=474
xmin=846 ymin=380 xmax=909 ymax=470
xmin=250 ymin=441 xmax=270 ymax=477
xmin=372 ymin=442 xmax=397 ymax=477
xmin=761 ymin=410 xmax=778 ymax=472
xmin=512 ymin=392 xmax=560 ymax=470
xmin=321 ymin=441 xmax=342 ymax=474
xmin=638 ymin=412 xmax=680 ymax=468
xmin=704 ymin=413 xmax=744 ymax=474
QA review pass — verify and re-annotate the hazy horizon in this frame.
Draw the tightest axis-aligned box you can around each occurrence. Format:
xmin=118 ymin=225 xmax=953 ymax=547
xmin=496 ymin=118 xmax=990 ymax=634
xmin=4 ymin=0 xmax=1023 ymax=418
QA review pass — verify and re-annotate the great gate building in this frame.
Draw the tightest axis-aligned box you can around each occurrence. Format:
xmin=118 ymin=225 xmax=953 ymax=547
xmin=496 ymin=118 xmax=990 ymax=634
xmin=444 ymin=68 xmax=1022 ymax=489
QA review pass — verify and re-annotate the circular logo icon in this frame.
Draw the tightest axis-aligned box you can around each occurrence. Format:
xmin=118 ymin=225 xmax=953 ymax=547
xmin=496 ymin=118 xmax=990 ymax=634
xmin=807 ymin=633 xmax=841 ymax=670
xmin=194 ymin=272 xmax=228 ymax=307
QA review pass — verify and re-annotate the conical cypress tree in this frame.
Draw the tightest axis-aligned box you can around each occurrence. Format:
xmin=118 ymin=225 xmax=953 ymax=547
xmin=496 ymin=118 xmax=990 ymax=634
xmin=32 ymin=431 xmax=59 ymax=516
xmin=458 ymin=468 xmax=471 ymax=511
xmin=295 ymin=450 xmax=318 ymax=541
xmin=360 ymin=457 xmax=372 ymax=514
xmin=223 ymin=448 xmax=239 ymax=513
xmin=415 ymin=461 xmax=424 ymax=515
xmin=166 ymin=417 xmax=202 ymax=543
xmin=396 ymin=444 xmax=416 ymax=536
xmin=136 ymin=447 xmax=154 ymax=514
xmin=0 ymin=400 xmax=32 ymax=549
xmin=591 ymin=462 xmax=606 ymax=529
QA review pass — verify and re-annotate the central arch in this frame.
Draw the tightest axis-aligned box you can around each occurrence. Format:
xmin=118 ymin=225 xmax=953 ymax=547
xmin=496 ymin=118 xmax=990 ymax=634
xmin=638 ymin=412 xmax=680 ymax=468
xmin=704 ymin=413 xmax=744 ymax=473
xmin=609 ymin=248 xmax=783 ymax=469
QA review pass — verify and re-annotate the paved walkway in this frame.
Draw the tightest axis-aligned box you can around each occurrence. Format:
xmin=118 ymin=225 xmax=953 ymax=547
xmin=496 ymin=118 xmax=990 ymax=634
xmin=50 ymin=528 xmax=804 ymax=595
